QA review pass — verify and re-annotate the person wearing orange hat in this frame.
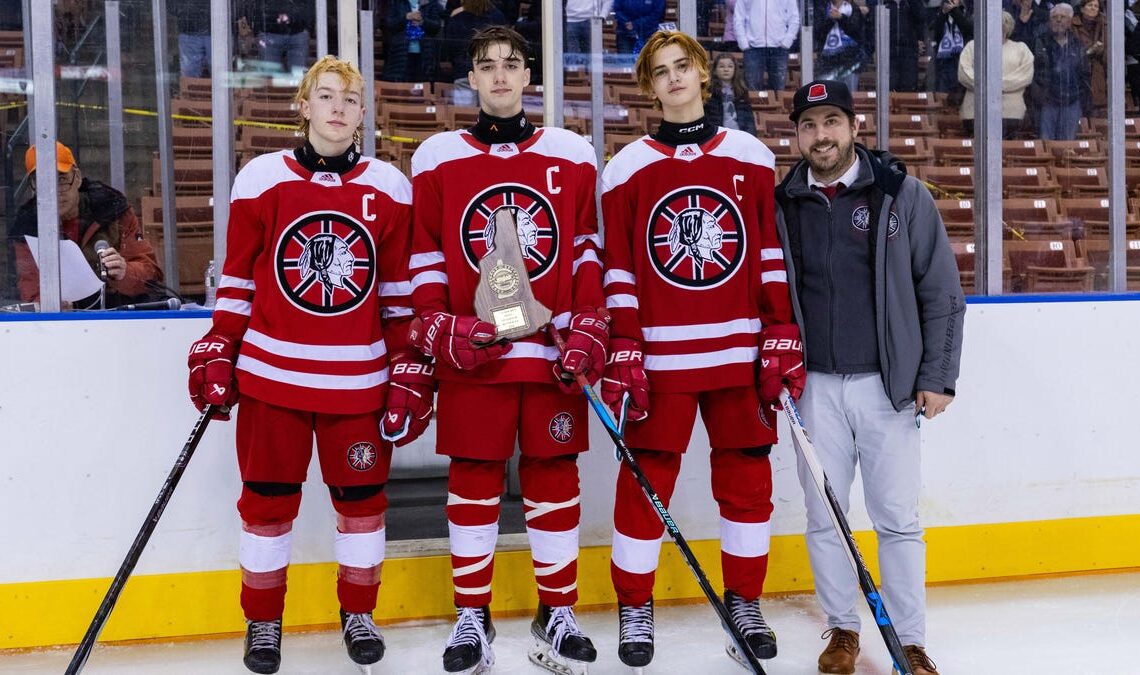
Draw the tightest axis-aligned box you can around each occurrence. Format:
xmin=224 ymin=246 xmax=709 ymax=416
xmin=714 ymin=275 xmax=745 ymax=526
xmin=11 ymin=141 xmax=161 ymax=308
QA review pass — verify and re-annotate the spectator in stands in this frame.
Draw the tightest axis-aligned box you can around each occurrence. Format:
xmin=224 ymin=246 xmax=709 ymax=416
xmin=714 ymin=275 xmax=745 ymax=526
xmin=1032 ymin=2 xmax=1090 ymax=140
xmin=1071 ymin=0 xmax=1106 ymax=116
xmin=237 ymin=0 xmax=314 ymax=73
xmin=958 ymin=11 xmax=1035 ymax=138
xmin=1128 ymin=0 xmax=1140 ymax=109
xmin=814 ymin=0 xmax=868 ymax=91
xmin=566 ymin=0 xmax=614 ymax=56
xmin=929 ymin=0 xmax=972 ymax=95
xmin=442 ymin=0 xmax=507 ymax=104
xmin=615 ymin=0 xmax=665 ymax=54
xmin=11 ymin=142 xmax=161 ymax=309
xmin=383 ymin=0 xmax=446 ymax=82
xmin=705 ymin=53 xmax=759 ymax=133
xmin=1008 ymin=0 xmax=1055 ymax=45
xmin=879 ymin=0 xmax=928 ymax=92
xmin=723 ymin=0 xmax=739 ymax=46
xmin=733 ymin=0 xmax=800 ymax=92
xmin=173 ymin=2 xmax=212 ymax=79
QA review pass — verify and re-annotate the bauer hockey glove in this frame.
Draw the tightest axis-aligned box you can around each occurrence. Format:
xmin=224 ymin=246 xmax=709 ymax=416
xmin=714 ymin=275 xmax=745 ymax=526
xmin=758 ymin=323 xmax=806 ymax=406
xmin=410 ymin=311 xmax=512 ymax=371
xmin=600 ymin=337 xmax=649 ymax=423
xmin=553 ymin=307 xmax=611 ymax=392
xmin=381 ymin=351 xmax=436 ymax=447
xmin=187 ymin=333 xmax=240 ymax=420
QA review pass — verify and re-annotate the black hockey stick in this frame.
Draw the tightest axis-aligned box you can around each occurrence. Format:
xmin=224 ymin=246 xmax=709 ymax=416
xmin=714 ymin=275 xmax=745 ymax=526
xmin=66 ymin=404 xmax=221 ymax=675
xmin=778 ymin=390 xmax=914 ymax=675
xmin=548 ymin=327 xmax=766 ymax=675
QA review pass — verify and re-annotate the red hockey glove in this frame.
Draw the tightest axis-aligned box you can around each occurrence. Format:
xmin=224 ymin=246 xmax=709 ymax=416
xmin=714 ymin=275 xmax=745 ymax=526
xmin=381 ymin=351 xmax=436 ymax=447
xmin=187 ymin=333 xmax=239 ymax=420
xmin=410 ymin=312 xmax=512 ymax=371
xmin=600 ymin=337 xmax=650 ymax=423
xmin=758 ymin=324 xmax=805 ymax=406
xmin=553 ymin=307 xmax=611 ymax=392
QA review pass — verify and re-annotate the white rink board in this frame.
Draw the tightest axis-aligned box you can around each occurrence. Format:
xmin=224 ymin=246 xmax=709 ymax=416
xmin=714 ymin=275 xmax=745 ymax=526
xmin=1 ymin=298 xmax=1138 ymax=585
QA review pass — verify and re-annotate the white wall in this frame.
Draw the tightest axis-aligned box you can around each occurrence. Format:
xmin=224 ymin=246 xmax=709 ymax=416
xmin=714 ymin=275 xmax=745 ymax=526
xmin=2 ymin=298 xmax=1139 ymax=585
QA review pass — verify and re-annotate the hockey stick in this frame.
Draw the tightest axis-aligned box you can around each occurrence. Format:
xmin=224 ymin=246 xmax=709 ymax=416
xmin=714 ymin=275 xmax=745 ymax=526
xmin=548 ymin=326 xmax=766 ymax=675
xmin=66 ymin=404 xmax=221 ymax=675
xmin=778 ymin=390 xmax=914 ymax=675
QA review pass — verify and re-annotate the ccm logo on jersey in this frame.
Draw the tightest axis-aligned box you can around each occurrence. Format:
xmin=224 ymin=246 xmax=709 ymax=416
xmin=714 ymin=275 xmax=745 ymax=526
xmin=762 ymin=338 xmax=802 ymax=351
xmin=607 ymin=349 xmax=643 ymax=364
xmin=190 ymin=340 xmax=227 ymax=355
xmin=391 ymin=361 xmax=435 ymax=376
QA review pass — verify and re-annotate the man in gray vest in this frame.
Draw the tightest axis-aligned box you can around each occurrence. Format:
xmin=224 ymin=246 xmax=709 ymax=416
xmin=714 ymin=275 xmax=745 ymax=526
xmin=774 ymin=80 xmax=965 ymax=675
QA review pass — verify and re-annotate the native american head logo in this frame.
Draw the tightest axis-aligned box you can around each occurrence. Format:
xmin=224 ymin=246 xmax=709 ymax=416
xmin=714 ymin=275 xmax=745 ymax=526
xmin=275 ymin=211 xmax=375 ymax=316
xmin=647 ymin=187 xmax=744 ymax=289
xmin=461 ymin=183 xmax=558 ymax=280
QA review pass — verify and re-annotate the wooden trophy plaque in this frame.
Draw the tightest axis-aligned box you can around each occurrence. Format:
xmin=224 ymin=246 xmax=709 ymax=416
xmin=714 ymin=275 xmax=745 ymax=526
xmin=473 ymin=207 xmax=552 ymax=340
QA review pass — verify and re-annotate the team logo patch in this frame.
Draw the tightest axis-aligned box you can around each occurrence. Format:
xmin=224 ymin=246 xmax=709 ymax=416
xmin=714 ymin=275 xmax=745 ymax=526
xmin=549 ymin=412 xmax=574 ymax=443
xmin=646 ymin=187 xmax=745 ymax=290
xmin=347 ymin=442 xmax=378 ymax=471
xmin=757 ymin=403 xmax=774 ymax=431
xmin=887 ymin=211 xmax=901 ymax=238
xmin=460 ymin=183 xmax=559 ymax=281
xmin=807 ymin=83 xmax=828 ymax=102
xmin=851 ymin=205 xmax=872 ymax=232
xmin=275 ymin=211 xmax=376 ymax=316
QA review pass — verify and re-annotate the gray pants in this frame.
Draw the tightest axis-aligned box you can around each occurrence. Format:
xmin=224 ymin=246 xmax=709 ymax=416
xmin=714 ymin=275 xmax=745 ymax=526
xmin=796 ymin=372 xmax=926 ymax=646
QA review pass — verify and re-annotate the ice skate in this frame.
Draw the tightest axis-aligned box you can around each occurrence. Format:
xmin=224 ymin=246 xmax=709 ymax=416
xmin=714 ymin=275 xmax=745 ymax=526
xmin=242 ymin=618 xmax=282 ymax=674
xmin=443 ymin=606 xmax=495 ymax=674
xmin=340 ymin=609 xmax=385 ymax=673
xmin=528 ymin=604 xmax=597 ymax=675
xmin=723 ymin=590 xmax=777 ymax=668
xmin=617 ymin=599 xmax=654 ymax=673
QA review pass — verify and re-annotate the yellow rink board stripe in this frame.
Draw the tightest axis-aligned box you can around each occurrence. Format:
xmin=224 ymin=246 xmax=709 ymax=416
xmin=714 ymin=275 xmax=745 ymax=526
xmin=3 ymin=514 xmax=1137 ymax=650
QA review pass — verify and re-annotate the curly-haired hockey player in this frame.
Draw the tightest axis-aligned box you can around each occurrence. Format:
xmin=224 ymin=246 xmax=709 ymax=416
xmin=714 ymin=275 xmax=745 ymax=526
xmin=186 ymin=55 xmax=433 ymax=674
xmin=407 ymin=25 xmax=607 ymax=675
xmin=600 ymin=30 xmax=806 ymax=671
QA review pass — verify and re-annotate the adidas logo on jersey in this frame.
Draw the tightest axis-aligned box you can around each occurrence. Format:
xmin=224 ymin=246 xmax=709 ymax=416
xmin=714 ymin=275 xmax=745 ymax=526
xmin=493 ymin=143 xmax=519 ymax=157
xmin=676 ymin=144 xmax=702 ymax=161
xmin=313 ymin=172 xmax=341 ymax=185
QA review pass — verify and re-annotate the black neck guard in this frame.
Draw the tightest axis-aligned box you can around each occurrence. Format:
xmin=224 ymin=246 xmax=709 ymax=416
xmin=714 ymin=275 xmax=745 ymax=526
xmin=470 ymin=110 xmax=536 ymax=145
xmin=294 ymin=140 xmax=361 ymax=174
xmin=652 ymin=117 xmax=717 ymax=147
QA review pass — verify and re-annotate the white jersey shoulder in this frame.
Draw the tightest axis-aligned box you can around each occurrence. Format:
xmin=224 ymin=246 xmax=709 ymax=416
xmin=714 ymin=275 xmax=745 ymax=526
xmin=601 ymin=136 xmax=667 ymax=193
xmin=709 ymin=128 xmax=777 ymax=170
xmin=410 ymin=130 xmax=482 ymax=178
xmin=352 ymin=157 xmax=413 ymax=205
xmin=528 ymin=127 xmax=597 ymax=167
xmin=231 ymin=150 xmax=304 ymax=202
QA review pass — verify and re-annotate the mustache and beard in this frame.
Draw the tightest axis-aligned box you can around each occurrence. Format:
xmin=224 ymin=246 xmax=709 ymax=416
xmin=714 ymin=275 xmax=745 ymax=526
xmin=805 ymin=136 xmax=855 ymax=182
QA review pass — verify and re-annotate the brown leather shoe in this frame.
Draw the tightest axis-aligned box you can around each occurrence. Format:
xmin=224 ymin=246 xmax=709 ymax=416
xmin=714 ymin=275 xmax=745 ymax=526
xmin=817 ymin=627 xmax=859 ymax=674
xmin=899 ymin=644 xmax=939 ymax=675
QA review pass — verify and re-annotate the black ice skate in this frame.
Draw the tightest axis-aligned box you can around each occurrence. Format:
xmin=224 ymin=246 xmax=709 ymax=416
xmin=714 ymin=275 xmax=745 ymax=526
xmin=443 ymin=606 xmax=496 ymax=674
xmin=617 ymin=599 xmax=654 ymax=671
xmin=340 ymin=609 xmax=385 ymax=673
xmin=242 ymin=618 xmax=282 ymax=674
xmin=724 ymin=590 xmax=777 ymax=666
xmin=528 ymin=604 xmax=598 ymax=675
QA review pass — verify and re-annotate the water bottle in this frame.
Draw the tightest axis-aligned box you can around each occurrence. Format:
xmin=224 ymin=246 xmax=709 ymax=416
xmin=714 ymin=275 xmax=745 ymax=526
xmin=204 ymin=259 xmax=217 ymax=309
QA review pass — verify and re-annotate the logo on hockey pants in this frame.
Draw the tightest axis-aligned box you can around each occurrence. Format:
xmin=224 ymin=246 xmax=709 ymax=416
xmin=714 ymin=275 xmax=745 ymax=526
xmin=647 ymin=186 xmax=745 ymax=290
xmin=757 ymin=403 xmax=774 ymax=430
xmin=347 ymin=442 xmax=378 ymax=471
xmin=460 ymin=183 xmax=559 ymax=281
xmin=549 ymin=412 xmax=574 ymax=443
xmin=275 ymin=211 xmax=376 ymax=316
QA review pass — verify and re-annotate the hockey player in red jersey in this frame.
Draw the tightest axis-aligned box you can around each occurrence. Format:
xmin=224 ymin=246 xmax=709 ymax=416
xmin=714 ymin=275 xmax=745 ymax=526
xmin=185 ymin=56 xmax=433 ymax=674
xmin=408 ymin=26 xmax=606 ymax=675
xmin=600 ymin=30 xmax=806 ymax=670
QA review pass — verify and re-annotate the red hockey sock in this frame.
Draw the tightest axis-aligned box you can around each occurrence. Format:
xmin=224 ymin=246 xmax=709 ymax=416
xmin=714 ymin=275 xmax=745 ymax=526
xmin=711 ymin=447 xmax=774 ymax=601
xmin=610 ymin=450 xmax=682 ymax=606
xmin=519 ymin=454 xmax=582 ymax=606
xmin=446 ymin=459 xmax=505 ymax=607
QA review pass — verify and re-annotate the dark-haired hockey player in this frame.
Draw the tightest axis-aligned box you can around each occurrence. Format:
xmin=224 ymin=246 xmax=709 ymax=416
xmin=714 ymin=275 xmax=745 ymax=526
xmin=600 ymin=30 xmax=805 ymax=671
xmin=186 ymin=55 xmax=433 ymax=674
xmin=407 ymin=25 xmax=607 ymax=675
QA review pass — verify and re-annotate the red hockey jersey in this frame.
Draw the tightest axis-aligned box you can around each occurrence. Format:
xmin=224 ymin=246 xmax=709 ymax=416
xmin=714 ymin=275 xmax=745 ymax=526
xmin=601 ymin=129 xmax=794 ymax=393
xmin=211 ymin=150 xmax=414 ymax=414
xmin=409 ymin=127 xmax=603 ymax=385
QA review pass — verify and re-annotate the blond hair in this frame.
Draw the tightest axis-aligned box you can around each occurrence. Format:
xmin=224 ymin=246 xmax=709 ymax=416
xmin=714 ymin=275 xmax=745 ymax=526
xmin=635 ymin=30 xmax=711 ymax=110
xmin=294 ymin=55 xmax=366 ymax=145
